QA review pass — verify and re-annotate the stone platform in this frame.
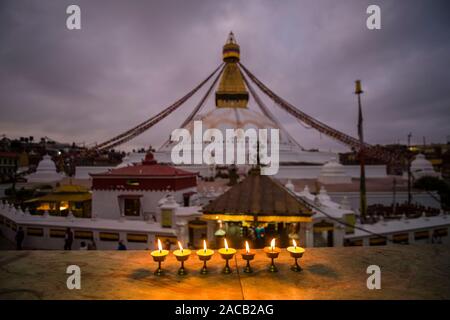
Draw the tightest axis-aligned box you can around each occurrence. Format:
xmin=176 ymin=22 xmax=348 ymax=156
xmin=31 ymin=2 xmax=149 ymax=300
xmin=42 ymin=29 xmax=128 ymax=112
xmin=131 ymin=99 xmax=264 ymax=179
xmin=0 ymin=245 xmax=449 ymax=299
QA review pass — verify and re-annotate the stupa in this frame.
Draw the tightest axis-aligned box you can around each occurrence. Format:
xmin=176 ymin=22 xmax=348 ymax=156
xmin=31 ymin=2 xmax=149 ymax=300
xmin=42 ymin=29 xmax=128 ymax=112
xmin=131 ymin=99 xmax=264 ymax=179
xmin=154 ymin=32 xmax=335 ymax=172
xmin=410 ymin=153 xmax=440 ymax=179
xmin=26 ymin=155 xmax=65 ymax=184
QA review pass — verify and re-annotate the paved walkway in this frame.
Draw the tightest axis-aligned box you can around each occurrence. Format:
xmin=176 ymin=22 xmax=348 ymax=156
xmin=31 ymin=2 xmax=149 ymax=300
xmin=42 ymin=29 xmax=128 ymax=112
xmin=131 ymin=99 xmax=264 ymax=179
xmin=0 ymin=244 xmax=449 ymax=299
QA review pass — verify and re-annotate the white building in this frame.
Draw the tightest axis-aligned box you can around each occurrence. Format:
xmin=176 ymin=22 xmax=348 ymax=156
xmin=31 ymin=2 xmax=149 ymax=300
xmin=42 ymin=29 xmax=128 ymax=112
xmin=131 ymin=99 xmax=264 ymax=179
xmin=1 ymin=178 xmax=448 ymax=249
xmin=89 ymin=153 xmax=198 ymax=221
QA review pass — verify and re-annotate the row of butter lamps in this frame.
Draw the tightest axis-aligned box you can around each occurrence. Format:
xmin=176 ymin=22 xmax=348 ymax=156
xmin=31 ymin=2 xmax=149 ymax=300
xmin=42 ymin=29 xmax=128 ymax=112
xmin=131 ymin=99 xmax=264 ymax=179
xmin=150 ymin=238 xmax=305 ymax=275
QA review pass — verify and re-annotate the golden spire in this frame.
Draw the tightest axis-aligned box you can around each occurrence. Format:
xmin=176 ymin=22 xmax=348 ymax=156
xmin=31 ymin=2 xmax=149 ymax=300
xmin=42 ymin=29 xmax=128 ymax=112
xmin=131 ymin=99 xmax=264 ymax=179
xmin=216 ymin=32 xmax=249 ymax=108
xmin=222 ymin=31 xmax=240 ymax=62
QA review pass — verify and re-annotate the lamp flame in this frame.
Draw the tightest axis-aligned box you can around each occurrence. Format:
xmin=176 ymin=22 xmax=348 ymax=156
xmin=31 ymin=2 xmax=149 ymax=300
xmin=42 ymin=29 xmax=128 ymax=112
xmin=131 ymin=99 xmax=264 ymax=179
xmin=270 ymin=238 xmax=276 ymax=252
xmin=178 ymin=241 xmax=183 ymax=253
xmin=245 ymin=241 xmax=250 ymax=253
xmin=157 ymin=238 xmax=162 ymax=253
xmin=224 ymin=238 xmax=229 ymax=251
xmin=293 ymin=239 xmax=297 ymax=249
xmin=203 ymin=240 xmax=207 ymax=253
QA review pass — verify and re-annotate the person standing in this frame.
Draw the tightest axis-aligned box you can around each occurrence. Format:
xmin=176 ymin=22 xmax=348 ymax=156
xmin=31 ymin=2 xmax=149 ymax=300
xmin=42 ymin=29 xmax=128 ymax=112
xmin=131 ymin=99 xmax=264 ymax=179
xmin=117 ymin=240 xmax=127 ymax=250
xmin=15 ymin=226 xmax=25 ymax=250
xmin=64 ymin=228 xmax=73 ymax=250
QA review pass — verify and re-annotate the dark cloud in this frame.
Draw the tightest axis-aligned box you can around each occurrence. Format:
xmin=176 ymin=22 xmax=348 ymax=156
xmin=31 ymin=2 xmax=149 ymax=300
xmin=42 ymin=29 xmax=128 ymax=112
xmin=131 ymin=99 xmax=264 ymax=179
xmin=0 ymin=0 xmax=449 ymax=151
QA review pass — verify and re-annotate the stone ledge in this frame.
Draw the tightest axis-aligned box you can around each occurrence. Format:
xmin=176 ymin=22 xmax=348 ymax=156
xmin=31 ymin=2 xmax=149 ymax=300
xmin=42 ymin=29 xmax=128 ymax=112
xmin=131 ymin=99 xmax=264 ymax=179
xmin=0 ymin=244 xmax=449 ymax=299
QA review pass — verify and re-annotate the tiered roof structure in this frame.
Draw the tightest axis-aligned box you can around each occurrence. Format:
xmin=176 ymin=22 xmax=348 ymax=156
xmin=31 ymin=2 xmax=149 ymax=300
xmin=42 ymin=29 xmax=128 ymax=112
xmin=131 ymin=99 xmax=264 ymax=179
xmin=203 ymin=168 xmax=313 ymax=223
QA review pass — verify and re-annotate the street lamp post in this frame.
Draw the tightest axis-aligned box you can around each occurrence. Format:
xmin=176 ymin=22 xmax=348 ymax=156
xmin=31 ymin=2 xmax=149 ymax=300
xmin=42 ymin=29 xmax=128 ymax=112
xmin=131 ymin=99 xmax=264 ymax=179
xmin=355 ymin=80 xmax=367 ymax=220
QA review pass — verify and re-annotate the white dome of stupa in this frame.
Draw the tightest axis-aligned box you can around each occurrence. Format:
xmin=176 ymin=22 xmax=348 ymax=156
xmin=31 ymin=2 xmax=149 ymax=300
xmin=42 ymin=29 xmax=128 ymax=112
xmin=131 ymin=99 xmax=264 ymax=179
xmin=158 ymin=107 xmax=305 ymax=163
xmin=411 ymin=154 xmax=439 ymax=179
xmin=38 ymin=155 xmax=57 ymax=171
xmin=26 ymin=155 xmax=65 ymax=183
xmin=154 ymin=105 xmax=337 ymax=165
xmin=318 ymin=157 xmax=351 ymax=184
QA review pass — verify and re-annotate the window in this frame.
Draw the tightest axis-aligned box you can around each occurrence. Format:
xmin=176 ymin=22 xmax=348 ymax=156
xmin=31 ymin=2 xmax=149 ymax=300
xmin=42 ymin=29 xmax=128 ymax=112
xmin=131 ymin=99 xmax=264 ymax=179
xmin=50 ymin=229 xmax=66 ymax=238
xmin=27 ymin=227 xmax=44 ymax=237
xmin=435 ymin=228 xmax=448 ymax=237
xmin=369 ymin=237 xmax=386 ymax=246
xmin=127 ymin=233 xmax=148 ymax=243
xmin=118 ymin=195 xmax=142 ymax=217
xmin=345 ymin=239 xmax=363 ymax=246
xmin=75 ymin=230 xmax=93 ymax=240
xmin=124 ymin=198 xmax=140 ymax=216
xmin=393 ymin=233 xmax=409 ymax=244
xmin=99 ymin=232 xmax=119 ymax=242
xmin=126 ymin=179 xmax=140 ymax=186
xmin=414 ymin=231 xmax=429 ymax=241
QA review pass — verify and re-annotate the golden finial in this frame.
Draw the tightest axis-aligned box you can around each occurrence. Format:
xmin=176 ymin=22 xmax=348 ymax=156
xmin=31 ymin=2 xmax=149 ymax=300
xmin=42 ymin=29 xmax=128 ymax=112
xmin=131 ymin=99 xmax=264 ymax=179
xmin=222 ymin=31 xmax=240 ymax=62
xmin=227 ymin=31 xmax=236 ymax=44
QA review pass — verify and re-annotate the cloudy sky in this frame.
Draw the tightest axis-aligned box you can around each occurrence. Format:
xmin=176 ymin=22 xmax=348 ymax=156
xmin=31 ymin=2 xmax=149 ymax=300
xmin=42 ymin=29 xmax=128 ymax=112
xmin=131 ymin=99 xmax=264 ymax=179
xmin=1 ymin=0 xmax=449 ymax=152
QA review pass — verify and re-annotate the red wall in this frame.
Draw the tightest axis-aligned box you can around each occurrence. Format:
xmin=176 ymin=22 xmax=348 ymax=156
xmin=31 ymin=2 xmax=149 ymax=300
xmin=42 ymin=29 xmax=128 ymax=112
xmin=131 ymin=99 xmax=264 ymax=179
xmin=92 ymin=176 xmax=197 ymax=191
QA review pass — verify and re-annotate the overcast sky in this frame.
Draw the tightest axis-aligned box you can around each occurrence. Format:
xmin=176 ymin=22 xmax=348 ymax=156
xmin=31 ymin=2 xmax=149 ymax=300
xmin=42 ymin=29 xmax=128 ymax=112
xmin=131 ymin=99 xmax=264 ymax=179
xmin=1 ymin=0 xmax=449 ymax=152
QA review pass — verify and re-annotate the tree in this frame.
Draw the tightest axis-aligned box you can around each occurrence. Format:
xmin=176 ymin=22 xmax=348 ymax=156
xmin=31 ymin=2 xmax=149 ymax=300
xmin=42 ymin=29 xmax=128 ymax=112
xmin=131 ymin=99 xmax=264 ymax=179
xmin=414 ymin=176 xmax=450 ymax=210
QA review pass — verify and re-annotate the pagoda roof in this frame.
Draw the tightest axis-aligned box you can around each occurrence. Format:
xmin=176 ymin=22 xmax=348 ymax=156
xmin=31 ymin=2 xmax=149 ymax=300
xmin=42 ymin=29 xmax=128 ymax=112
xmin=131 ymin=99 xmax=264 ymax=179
xmin=202 ymin=171 xmax=313 ymax=222
xmin=89 ymin=153 xmax=196 ymax=178
xmin=25 ymin=184 xmax=91 ymax=203
xmin=53 ymin=184 xmax=90 ymax=193
xmin=25 ymin=193 xmax=91 ymax=203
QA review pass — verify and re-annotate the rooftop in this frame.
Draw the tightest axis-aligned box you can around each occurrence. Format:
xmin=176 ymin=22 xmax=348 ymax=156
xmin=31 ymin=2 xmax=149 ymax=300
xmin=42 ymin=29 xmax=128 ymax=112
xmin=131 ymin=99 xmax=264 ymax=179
xmin=197 ymin=176 xmax=423 ymax=195
xmin=347 ymin=214 xmax=450 ymax=239
xmin=0 ymin=245 xmax=449 ymax=299
xmin=90 ymin=153 xmax=197 ymax=178
xmin=0 ymin=152 xmax=18 ymax=158
xmin=203 ymin=173 xmax=313 ymax=220
xmin=281 ymin=177 xmax=417 ymax=193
